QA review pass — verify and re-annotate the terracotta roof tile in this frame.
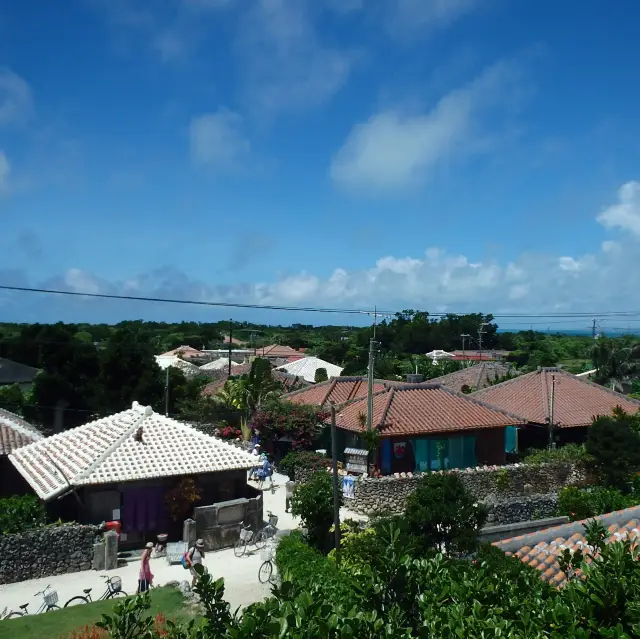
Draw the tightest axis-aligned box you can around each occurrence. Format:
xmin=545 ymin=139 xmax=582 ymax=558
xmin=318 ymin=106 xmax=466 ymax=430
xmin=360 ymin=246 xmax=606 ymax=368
xmin=282 ymin=376 xmax=390 ymax=407
xmin=494 ymin=505 xmax=640 ymax=586
xmin=428 ymin=363 xmax=519 ymax=393
xmin=0 ymin=408 xmax=42 ymax=455
xmin=335 ymin=383 xmax=523 ymax=436
xmin=472 ymin=368 xmax=640 ymax=427
xmin=255 ymin=344 xmax=302 ymax=358
xmin=9 ymin=402 xmax=256 ymax=501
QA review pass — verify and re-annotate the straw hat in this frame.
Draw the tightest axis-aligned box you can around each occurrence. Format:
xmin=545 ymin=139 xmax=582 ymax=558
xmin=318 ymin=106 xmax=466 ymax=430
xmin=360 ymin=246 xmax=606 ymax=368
xmin=195 ymin=538 xmax=204 ymax=548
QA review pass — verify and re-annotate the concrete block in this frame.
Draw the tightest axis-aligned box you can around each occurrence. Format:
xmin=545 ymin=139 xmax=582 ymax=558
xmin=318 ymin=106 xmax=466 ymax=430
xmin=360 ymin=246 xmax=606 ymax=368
xmin=104 ymin=531 xmax=118 ymax=571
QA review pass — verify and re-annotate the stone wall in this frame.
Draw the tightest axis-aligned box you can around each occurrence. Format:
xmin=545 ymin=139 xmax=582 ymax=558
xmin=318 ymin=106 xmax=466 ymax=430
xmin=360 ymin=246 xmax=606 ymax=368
xmin=485 ymin=494 xmax=559 ymax=525
xmin=345 ymin=462 xmax=591 ymax=516
xmin=0 ymin=524 xmax=100 ymax=585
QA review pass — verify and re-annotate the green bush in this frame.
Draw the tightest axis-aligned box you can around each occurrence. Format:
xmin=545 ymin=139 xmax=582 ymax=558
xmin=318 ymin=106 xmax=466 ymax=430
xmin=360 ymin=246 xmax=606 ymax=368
xmin=275 ymin=532 xmax=361 ymax=608
xmin=290 ymin=470 xmax=339 ymax=552
xmin=524 ymin=443 xmax=593 ymax=466
xmin=278 ymin=450 xmax=327 ymax=481
xmin=404 ymin=472 xmax=487 ymax=555
xmin=0 ymin=494 xmax=46 ymax=534
xmin=557 ymin=485 xmax=638 ymax=521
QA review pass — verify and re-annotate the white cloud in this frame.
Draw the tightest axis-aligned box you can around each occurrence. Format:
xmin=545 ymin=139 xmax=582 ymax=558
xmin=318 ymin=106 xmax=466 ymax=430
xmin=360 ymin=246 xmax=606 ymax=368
xmin=0 ymin=67 xmax=32 ymax=126
xmin=0 ymin=151 xmax=10 ymax=191
xmin=236 ymin=0 xmax=354 ymax=114
xmin=596 ymin=181 xmax=640 ymax=236
xmin=189 ymin=109 xmax=250 ymax=169
xmin=391 ymin=0 xmax=478 ymax=34
xmin=330 ymin=60 xmax=519 ymax=192
xmin=63 ymin=268 xmax=109 ymax=295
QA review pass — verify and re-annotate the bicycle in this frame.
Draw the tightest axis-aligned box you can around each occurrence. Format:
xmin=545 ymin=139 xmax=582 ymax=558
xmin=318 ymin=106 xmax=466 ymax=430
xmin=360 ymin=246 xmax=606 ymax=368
xmin=64 ymin=575 xmax=128 ymax=607
xmin=258 ymin=542 xmax=278 ymax=584
xmin=1 ymin=585 xmax=60 ymax=618
xmin=234 ymin=512 xmax=279 ymax=557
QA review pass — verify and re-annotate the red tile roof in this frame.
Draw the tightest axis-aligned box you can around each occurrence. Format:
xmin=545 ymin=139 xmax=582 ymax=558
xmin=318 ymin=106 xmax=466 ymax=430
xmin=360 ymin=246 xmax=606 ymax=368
xmin=472 ymin=368 xmax=640 ymax=428
xmin=428 ymin=363 xmax=519 ymax=393
xmin=282 ymin=376 xmax=389 ymax=407
xmin=159 ymin=345 xmax=203 ymax=359
xmin=255 ymin=344 xmax=302 ymax=358
xmin=336 ymin=383 xmax=523 ymax=436
xmin=494 ymin=506 xmax=640 ymax=587
xmin=0 ymin=408 xmax=42 ymax=455
xmin=201 ymin=364 xmax=308 ymax=397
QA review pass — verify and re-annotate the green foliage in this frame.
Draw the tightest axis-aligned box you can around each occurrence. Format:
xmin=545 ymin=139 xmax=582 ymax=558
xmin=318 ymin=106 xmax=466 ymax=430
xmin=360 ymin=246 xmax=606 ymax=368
xmin=0 ymin=383 xmax=25 ymax=414
xmin=524 ymin=443 xmax=594 ymax=466
xmin=290 ymin=471 xmax=339 ymax=552
xmin=586 ymin=414 xmax=640 ymax=490
xmin=314 ymin=367 xmax=328 ymax=383
xmin=557 ymin=485 xmax=639 ymax=521
xmin=278 ymin=450 xmax=327 ymax=480
xmin=0 ymin=494 xmax=46 ymax=534
xmin=495 ymin=467 xmax=510 ymax=491
xmin=404 ymin=472 xmax=487 ymax=555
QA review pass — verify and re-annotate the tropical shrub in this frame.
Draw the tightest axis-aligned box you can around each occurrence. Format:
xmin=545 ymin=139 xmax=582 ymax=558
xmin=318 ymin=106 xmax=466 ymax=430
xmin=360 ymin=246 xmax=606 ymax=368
xmin=404 ymin=472 xmax=488 ymax=555
xmin=0 ymin=494 xmax=46 ymax=534
xmin=217 ymin=425 xmax=242 ymax=440
xmin=164 ymin=477 xmax=201 ymax=522
xmin=290 ymin=470 xmax=339 ymax=552
xmin=524 ymin=442 xmax=594 ymax=466
xmin=557 ymin=485 xmax=638 ymax=521
xmin=278 ymin=450 xmax=327 ymax=480
xmin=586 ymin=414 xmax=640 ymax=490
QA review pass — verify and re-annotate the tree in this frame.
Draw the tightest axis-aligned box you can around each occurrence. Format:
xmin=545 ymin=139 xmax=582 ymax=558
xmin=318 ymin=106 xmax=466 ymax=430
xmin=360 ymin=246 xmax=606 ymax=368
xmin=97 ymin=328 xmax=164 ymax=414
xmin=314 ymin=367 xmax=328 ymax=383
xmin=291 ymin=470 xmax=338 ymax=552
xmin=404 ymin=472 xmax=487 ymax=555
xmin=585 ymin=413 xmax=640 ymax=490
xmin=0 ymin=383 xmax=25 ymax=414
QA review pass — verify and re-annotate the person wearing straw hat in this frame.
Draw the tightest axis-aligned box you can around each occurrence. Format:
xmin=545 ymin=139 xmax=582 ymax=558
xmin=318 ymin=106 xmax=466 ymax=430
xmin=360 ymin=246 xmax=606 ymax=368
xmin=186 ymin=538 xmax=206 ymax=587
xmin=138 ymin=542 xmax=154 ymax=593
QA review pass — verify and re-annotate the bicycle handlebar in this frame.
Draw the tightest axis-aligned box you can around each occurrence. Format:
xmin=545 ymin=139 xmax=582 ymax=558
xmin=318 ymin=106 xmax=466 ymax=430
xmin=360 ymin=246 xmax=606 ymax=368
xmin=34 ymin=585 xmax=52 ymax=596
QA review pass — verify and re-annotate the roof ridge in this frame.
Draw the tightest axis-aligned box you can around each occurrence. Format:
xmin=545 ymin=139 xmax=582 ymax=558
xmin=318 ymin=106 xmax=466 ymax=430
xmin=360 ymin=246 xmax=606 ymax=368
xmin=474 ymin=363 xmax=487 ymax=390
xmin=540 ymin=369 xmax=551 ymax=423
xmin=322 ymin=378 xmax=339 ymax=405
xmin=378 ymin=387 xmax=396 ymax=430
xmin=472 ymin=367 xmax=541 ymax=395
xmin=73 ymin=403 xmax=152 ymax=484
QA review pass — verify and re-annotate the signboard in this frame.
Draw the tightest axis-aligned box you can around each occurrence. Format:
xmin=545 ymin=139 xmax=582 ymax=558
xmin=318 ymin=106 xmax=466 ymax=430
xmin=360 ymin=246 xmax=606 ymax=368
xmin=342 ymin=476 xmax=356 ymax=499
xmin=393 ymin=442 xmax=407 ymax=459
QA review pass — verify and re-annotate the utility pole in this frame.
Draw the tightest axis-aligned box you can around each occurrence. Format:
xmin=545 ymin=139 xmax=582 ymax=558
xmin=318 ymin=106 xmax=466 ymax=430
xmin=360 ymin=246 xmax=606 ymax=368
xmin=592 ymin=318 xmax=597 ymax=339
xmin=366 ymin=337 xmax=378 ymax=431
xmin=164 ymin=366 xmax=170 ymax=416
xmin=461 ymin=334 xmax=471 ymax=367
xmin=478 ymin=322 xmax=489 ymax=362
xmin=548 ymin=374 xmax=556 ymax=449
xmin=228 ymin=318 xmax=233 ymax=376
xmin=330 ymin=403 xmax=341 ymax=563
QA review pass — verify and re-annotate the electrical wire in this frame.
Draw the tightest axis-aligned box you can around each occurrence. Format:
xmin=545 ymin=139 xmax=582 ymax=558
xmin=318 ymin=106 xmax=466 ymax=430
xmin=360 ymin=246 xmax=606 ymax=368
xmin=3 ymin=283 xmax=640 ymax=319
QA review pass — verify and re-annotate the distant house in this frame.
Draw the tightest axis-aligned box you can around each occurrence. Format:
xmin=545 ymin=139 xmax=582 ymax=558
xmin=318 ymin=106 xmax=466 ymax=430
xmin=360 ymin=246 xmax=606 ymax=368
xmin=157 ymin=345 xmax=203 ymax=360
xmin=282 ymin=376 xmax=392 ymax=408
xmin=334 ymin=383 xmax=523 ymax=475
xmin=200 ymin=359 xmax=244 ymax=372
xmin=472 ymin=367 xmax=640 ymax=449
xmin=428 ymin=362 xmax=519 ymax=394
xmin=276 ymin=356 xmax=343 ymax=383
xmin=452 ymin=350 xmax=511 ymax=362
xmin=494 ymin=505 xmax=640 ymax=587
xmin=10 ymin=402 xmax=258 ymax=548
xmin=154 ymin=355 xmax=203 ymax=379
xmin=0 ymin=408 xmax=42 ymax=497
xmin=0 ymin=357 xmax=39 ymax=391
xmin=255 ymin=344 xmax=304 ymax=362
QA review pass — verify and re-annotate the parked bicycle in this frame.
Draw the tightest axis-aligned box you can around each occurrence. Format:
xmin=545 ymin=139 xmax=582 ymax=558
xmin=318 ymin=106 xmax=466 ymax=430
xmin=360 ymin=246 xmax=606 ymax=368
xmin=1 ymin=585 xmax=60 ymax=618
xmin=258 ymin=541 xmax=278 ymax=584
xmin=234 ymin=512 xmax=279 ymax=557
xmin=64 ymin=575 xmax=127 ymax=607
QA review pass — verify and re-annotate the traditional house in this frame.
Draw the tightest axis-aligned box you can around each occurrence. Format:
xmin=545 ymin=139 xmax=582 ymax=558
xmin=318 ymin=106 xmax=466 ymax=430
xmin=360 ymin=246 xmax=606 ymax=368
xmin=0 ymin=408 xmax=42 ymax=497
xmin=158 ymin=345 xmax=203 ymax=360
xmin=334 ymin=383 xmax=523 ymax=475
xmin=493 ymin=506 xmax=640 ymax=587
xmin=255 ymin=344 xmax=304 ymax=362
xmin=282 ymin=376 xmax=393 ymax=408
xmin=0 ymin=357 xmax=39 ymax=391
xmin=9 ymin=402 xmax=258 ymax=547
xmin=428 ymin=362 xmax=519 ymax=394
xmin=276 ymin=356 xmax=343 ymax=383
xmin=471 ymin=367 xmax=640 ymax=449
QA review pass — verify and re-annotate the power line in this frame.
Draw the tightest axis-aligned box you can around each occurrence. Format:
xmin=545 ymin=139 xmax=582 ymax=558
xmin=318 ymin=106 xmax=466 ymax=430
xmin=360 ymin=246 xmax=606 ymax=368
xmin=3 ymin=283 xmax=640 ymax=319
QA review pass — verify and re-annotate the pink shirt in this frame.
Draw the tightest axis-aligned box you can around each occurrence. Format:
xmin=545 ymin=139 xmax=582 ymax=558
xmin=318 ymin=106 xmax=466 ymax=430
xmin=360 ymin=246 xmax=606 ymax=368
xmin=139 ymin=549 xmax=153 ymax=581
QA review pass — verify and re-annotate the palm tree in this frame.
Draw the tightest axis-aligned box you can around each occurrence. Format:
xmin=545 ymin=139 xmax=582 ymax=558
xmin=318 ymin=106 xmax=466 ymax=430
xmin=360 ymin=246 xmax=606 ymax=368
xmin=592 ymin=338 xmax=640 ymax=393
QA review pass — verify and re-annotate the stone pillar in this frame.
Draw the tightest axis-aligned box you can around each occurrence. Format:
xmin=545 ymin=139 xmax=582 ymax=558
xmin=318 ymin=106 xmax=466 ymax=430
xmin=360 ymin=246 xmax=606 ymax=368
xmin=103 ymin=530 xmax=118 ymax=571
xmin=183 ymin=518 xmax=196 ymax=547
xmin=92 ymin=541 xmax=105 ymax=571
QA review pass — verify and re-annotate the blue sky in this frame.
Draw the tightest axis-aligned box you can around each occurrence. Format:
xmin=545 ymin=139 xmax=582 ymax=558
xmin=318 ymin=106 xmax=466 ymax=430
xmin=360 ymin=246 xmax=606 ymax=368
xmin=2 ymin=0 xmax=640 ymax=329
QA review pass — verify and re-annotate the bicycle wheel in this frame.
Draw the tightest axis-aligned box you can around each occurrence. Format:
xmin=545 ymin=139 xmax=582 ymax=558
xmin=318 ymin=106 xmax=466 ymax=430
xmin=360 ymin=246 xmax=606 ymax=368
xmin=64 ymin=596 xmax=89 ymax=608
xmin=107 ymin=590 xmax=127 ymax=599
xmin=254 ymin=530 xmax=267 ymax=550
xmin=5 ymin=611 xmax=25 ymax=619
xmin=234 ymin=537 xmax=246 ymax=557
xmin=258 ymin=560 xmax=272 ymax=584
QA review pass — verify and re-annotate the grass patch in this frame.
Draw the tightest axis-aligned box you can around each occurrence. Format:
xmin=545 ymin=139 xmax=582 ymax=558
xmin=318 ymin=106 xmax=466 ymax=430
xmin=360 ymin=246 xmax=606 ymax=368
xmin=0 ymin=586 xmax=190 ymax=639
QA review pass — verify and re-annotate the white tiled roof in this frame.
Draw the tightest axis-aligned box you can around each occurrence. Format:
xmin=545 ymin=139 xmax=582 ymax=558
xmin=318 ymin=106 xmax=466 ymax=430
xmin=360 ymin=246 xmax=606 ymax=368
xmin=155 ymin=355 xmax=202 ymax=378
xmin=0 ymin=408 xmax=42 ymax=455
xmin=9 ymin=402 xmax=256 ymax=501
xmin=276 ymin=356 xmax=343 ymax=383
xmin=200 ymin=359 xmax=243 ymax=371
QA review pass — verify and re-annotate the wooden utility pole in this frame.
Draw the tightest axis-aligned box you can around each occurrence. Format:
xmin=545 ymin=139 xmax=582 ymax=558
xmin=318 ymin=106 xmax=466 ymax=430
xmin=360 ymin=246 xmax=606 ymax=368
xmin=228 ymin=319 xmax=233 ymax=376
xmin=330 ymin=403 xmax=341 ymax=563
xmin=548 ymin=374 xmax=556 ymax=449
xmin=164 ymin=366 xmax=170 ymax=416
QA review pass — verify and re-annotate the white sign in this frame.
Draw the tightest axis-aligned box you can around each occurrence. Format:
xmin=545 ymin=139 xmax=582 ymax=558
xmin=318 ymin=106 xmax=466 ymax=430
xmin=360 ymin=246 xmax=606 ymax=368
xmin=112 ymin=509 xmax=121 ymax=520
xmin=342 ymin=476 xmax=355 ymax=499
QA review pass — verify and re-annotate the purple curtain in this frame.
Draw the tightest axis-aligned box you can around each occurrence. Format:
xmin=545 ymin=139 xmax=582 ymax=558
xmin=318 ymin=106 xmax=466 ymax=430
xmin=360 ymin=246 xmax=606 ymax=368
xmin=121 ymin=486 xmax=168 ymax=533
